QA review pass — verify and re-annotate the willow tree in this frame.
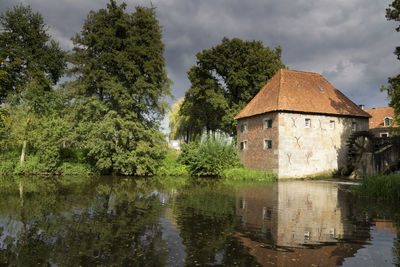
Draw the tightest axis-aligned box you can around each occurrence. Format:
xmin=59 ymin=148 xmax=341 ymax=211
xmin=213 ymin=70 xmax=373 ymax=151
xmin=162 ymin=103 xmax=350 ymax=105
xmin=0 ymin=5 xmax=66 ymax=165
xmin=66 ymin=0 xmax=171 ymax=175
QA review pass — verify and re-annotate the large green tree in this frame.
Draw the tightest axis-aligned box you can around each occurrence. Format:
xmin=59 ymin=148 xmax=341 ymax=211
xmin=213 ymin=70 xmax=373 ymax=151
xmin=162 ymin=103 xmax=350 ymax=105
xmin=0 ymin=5 xmax=66 ymax=105
xmin=181 ymin=37 xmax=285 ymax=136
xmin=0 ymin=5 xmax=66 ymax=166
xmin=383 ymin=0 xmax=400 ymax=121
xmin=66 ymin=0 xmax=171 ymax=175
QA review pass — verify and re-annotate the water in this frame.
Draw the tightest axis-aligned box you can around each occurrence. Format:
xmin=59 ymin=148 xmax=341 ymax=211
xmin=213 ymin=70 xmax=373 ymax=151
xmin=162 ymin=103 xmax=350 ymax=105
xmin=0 ymin=176 xmax=398 ymax=266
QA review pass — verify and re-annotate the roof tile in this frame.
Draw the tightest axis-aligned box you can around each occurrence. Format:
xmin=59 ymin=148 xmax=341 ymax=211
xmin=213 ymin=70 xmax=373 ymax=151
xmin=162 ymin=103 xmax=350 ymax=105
xmin=366 ymin=107 xmax=396 ymax=129
xmin=235 ymin=69 xmax=370 ymax=119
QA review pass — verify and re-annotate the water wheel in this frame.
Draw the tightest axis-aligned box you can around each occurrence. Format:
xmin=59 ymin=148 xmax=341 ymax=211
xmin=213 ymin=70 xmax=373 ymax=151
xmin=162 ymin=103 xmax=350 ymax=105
xmin=346 ymin=131 xmax=375 ymax=166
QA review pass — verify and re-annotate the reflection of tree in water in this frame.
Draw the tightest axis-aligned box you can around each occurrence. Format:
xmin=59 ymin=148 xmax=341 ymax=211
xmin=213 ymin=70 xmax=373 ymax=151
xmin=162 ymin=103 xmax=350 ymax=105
xmin=0 ymin=177 xmax=169 ymax=266
xmin=173 ymin=179 xmax=260 ymax=266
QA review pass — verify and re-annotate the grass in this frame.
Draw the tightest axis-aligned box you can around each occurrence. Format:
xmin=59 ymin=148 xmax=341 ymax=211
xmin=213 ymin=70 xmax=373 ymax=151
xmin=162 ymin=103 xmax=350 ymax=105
xmin=352 ymin=173 xmax=400 ymax=201
xmin=222 ymin=167 xmax=277 ymax=181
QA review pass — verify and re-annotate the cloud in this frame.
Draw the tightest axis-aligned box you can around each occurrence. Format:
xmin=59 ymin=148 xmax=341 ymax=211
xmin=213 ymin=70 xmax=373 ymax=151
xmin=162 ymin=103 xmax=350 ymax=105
xmin=0 ymin=0 xmax=398 ymax=110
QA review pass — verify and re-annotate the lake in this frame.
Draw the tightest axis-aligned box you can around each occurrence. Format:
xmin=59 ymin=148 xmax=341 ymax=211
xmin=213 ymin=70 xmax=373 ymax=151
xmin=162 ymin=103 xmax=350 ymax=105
xmin=0 ymin=176 xmax=398 ymax=266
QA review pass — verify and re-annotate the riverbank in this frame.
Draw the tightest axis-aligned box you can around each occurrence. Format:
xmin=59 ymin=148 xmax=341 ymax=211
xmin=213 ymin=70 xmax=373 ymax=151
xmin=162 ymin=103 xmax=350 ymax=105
xmin=0 ymin=148 xmax=277 ymax=181
xmin=352 ymin=173 xmax=400 ymax=201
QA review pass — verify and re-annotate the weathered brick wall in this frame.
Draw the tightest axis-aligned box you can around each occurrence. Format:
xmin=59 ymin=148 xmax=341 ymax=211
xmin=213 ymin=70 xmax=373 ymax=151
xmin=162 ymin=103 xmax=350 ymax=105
xmin=278 ymin=113 xmax=369 ymax=178
xmin=237 ymin=112 xmax=279 ymax=174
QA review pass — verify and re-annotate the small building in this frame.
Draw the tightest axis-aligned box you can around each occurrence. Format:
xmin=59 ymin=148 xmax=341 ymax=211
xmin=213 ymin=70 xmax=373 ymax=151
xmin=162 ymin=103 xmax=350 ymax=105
xmin=365 ymin=107 xmax=397 ymax=137
xmin=234 ymin=69 xmax=370 ymax=178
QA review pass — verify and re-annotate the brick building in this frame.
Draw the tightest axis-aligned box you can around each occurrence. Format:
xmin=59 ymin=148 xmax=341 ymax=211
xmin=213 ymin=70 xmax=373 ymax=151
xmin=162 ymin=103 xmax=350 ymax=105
xmin=366 ymin=107 xmax=398 ymax=137
xmin=235 ymin=69 xmax=370 ymax=178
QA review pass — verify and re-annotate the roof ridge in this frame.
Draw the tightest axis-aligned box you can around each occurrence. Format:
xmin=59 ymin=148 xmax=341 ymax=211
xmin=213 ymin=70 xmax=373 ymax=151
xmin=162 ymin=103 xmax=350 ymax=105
xmin=365 ymin=107 xmax=393 ymax=111
xmin=281 ymin=68 xmax=321 ymax=75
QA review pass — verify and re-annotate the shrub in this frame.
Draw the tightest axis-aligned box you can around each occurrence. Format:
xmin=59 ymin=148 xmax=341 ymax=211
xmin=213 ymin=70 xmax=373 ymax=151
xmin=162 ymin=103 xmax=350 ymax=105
xmin=14 ymin=155 xmax=47 ymax=175
xmin=57 ymin=162 xmax=95 ymax=176
xmin=178 ymin=136 xmax=241 ymax=176
xmin=154 ymin=149 xmax=188 ymax=176
xmin=222 ymin=167 xmax=277 ymax=181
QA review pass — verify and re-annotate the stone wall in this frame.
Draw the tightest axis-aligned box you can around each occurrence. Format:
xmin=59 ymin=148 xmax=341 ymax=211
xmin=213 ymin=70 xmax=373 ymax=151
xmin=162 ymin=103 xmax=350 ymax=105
xmin=237 ymin=112 xmax=279 ymax=173
xmin=237 ymin=112 xmax=369 ymax=178
xmin=277 ymin=113 xmax=369 ymax=178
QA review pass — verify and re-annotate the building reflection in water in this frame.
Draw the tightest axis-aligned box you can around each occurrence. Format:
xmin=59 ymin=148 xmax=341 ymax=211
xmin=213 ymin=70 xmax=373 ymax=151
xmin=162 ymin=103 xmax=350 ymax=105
xmin=235 ymin=181 xmax=375 ymax=266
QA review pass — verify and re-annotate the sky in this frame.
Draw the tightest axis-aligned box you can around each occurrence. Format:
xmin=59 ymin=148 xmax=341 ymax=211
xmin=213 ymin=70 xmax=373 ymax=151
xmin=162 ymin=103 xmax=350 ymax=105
xmin=1 ymin=0 xmax=399 ymax=131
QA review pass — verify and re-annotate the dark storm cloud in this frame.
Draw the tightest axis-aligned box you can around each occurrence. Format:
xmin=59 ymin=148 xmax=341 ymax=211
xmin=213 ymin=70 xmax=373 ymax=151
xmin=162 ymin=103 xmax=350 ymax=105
xmin=1 ymin=0 xmax=398 ymax=110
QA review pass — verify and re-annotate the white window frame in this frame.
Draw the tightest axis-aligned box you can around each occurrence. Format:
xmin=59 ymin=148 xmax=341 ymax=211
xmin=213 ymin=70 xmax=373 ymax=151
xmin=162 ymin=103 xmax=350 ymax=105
xmin=384 ymin=117 xmax=394 ymax=127
xmin=240 ymin=140 xmax=248 ymax=150
xmin=263 ymin=139 xmax=272 ymax=150
xmin=305 ymin=118 xmax=311 ymax=128
xmin=263 ymin=118 xmax=273 ymax=130
xmin=380 ymin=132 xmax=389 ymax=138
xmin=329 ymin=120 xmax=335 ymax=130
xmin=240 ymin=121 xmax=248 ymax=133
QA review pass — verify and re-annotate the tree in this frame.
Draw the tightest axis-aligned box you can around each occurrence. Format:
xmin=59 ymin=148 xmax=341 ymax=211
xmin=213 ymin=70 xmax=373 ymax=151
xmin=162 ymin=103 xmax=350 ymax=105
xmin=168 ymin=98 xmax=192 ymax=142
xmin=0 ymin=5 xmax=66 ymax=165
xmin=66 ymin=0 xmax=171 ymax=175
xmin=0 ymin=5 xmax=66 ymax=105
xmin=181 ymin=37 xmax=285 ymax=136
xmin=383 ymin=1 xmax=400 ymax=121
xmin=382 ymin=75 xmax=400 ymax=122
xmin=386 ymin=0 xmax=400 ymax=59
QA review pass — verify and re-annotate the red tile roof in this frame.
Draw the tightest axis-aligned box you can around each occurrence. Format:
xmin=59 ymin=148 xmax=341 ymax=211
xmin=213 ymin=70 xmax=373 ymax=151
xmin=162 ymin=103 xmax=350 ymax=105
xmin=235 ymin=69 xmax=370 ymax=119
xmin=366 ymin=107 xmax=396 ymax=129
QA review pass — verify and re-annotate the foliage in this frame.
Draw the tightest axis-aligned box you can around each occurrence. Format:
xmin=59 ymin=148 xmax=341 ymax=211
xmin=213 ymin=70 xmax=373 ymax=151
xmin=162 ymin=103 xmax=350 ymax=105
xmin=57 ymin=162 xmax=95 ymax=176
xmin=0 ymin=4 xmax=67 ymax=171
xmin=178 ymin=136 xmax=241 ymax=176
xmin=181 ymin=37 xmax=285 ymax=136
xmin=0 ymin=107 xmax=8 ymax=148
xmin=353 ymin=174 xmax=400 ymax=201
xmin=386 ymin=0 xmax=400 ymax=60
xmin=168 ymin=98 xmax=190 ymax=141
xmin=65 ymin=1 xmax=171 ymax=175
xmin=222 ymin=167 xmax=277 ymax=181
xmin=382 ymin=74 xmax=400 ymax=123
xmin=0 ymin=4 xmax=66 ymax=105
xmin=383 ymin=1 xmax=400 ymax=123
xmin=153 ymin=149 xmax=188 ymax=176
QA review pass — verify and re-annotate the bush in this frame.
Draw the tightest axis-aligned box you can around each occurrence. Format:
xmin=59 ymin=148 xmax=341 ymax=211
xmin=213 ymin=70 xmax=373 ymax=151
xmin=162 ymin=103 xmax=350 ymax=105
xmin=154 ymin=149 xmax=188 ymax=176
xmin=178 ymin=136 xmax=241 ymax=177
xmin=57 ymin=162 xmax=95 ymax=176
xmin=14 ymin=155 xmax=47 ymax=175
xmin=222 ymin=167 xmax=277 ymax=181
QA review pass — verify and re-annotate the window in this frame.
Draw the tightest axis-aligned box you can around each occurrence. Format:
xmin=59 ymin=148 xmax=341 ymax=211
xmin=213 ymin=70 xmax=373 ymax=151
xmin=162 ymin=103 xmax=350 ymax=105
xmin=240 ymin=140 xmax=248 ymax=150
xmin=263 ymin=207 xmax=272 ymax=220
xmin=240 ymin=122 xmax=248 ymax=133
xmin=380 ymin=132 xmax=389 ymax=138
xmin=329 ymin=120 xmax=335 ymax=129
xmin=264 ymin=139 xmax=272 ymax=149
xmin=239 ymin=199 xmax=247 ymax=209
xmin=263 ymin=119 xmax=272 ymax=130
xmin=352 ymin=122 xmax=357 ymax=131
xmin=384 ymin=117 xmax=394 ymax=127
xmin=305 ymin=118 xmax=311 ymax=128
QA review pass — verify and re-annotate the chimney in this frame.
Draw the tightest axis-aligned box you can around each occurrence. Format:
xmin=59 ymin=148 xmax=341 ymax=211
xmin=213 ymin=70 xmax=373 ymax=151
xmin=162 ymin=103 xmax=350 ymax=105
xmin=358 ymin=104 xmax=365 ymax=110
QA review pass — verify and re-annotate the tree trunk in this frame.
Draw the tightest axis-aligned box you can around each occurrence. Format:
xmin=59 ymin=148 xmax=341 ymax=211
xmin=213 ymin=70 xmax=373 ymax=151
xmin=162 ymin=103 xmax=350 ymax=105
xmin=20 ymin=139 xmax=27 ymax=166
